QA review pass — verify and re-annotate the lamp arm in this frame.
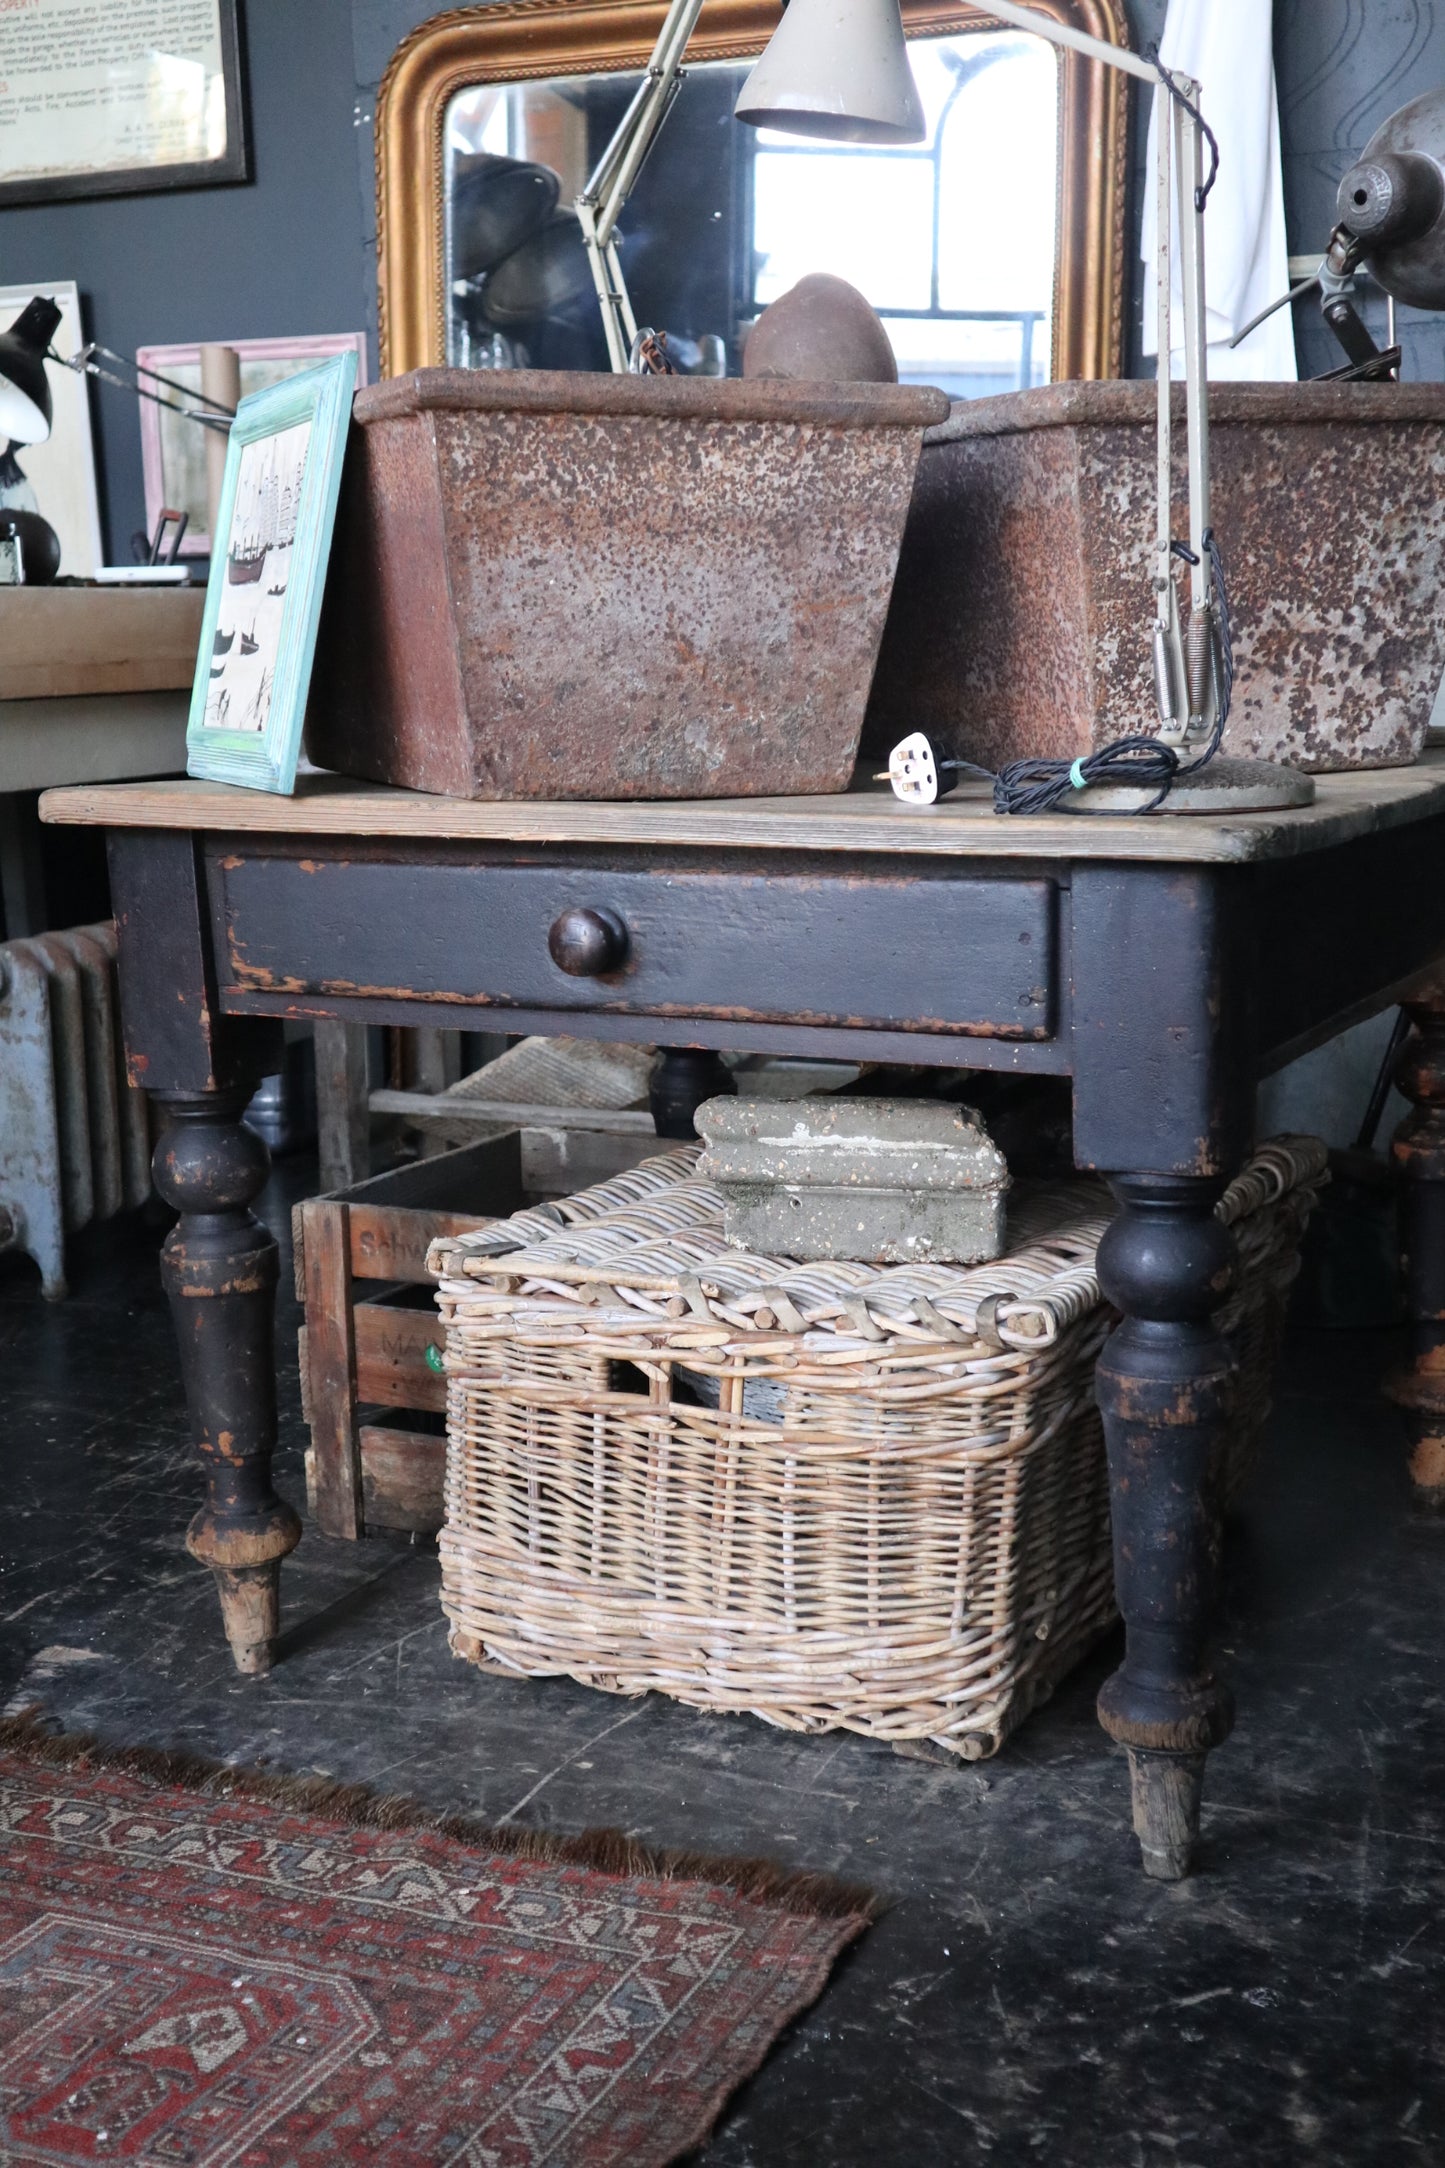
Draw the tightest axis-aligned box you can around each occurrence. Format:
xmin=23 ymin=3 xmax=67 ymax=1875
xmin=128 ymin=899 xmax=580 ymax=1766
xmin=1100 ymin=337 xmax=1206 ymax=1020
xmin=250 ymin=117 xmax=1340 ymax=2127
xmin=577 ymin=0 xmax=709 ymax=370
xmin=976 ymin=0 xmax=1158 ymax=85
xmin=1177 ymin=104 xmax=1211 ymax=624
xmin=593 ymin=69 xmax=688 ymax=247
xmin=60 ymin=344 xmax=232 ymax=431
xmin=586 ymin=0 xmax=707 ymax=241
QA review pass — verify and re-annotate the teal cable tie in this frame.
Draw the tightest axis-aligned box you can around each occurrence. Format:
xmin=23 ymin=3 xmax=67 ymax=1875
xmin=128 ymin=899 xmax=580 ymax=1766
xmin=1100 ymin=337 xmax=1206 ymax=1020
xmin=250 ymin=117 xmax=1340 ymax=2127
xmin=1068 ymin=757 xmax=1088 ymax=790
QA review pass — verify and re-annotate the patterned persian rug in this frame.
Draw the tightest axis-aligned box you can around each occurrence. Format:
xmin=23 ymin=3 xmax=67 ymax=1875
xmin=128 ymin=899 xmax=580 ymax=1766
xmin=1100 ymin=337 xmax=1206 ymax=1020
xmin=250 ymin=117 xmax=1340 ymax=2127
xmin=0 ymin=1718 xmax=872 ymax=2165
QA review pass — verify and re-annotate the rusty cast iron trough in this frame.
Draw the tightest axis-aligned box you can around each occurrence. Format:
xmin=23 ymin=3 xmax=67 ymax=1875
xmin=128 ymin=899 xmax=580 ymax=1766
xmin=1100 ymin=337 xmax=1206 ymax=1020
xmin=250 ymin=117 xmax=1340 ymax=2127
xmin=309 ymin=368 xmax=947 ymax=801
xmin=867 ymin=379 xmax=1445 ymax=775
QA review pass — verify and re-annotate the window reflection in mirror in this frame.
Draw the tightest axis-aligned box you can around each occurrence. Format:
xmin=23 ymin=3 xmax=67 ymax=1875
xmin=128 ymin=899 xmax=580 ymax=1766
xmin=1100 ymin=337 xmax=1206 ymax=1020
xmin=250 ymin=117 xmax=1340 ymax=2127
xmin=444 ymin=31 xmax=1057 ymax=396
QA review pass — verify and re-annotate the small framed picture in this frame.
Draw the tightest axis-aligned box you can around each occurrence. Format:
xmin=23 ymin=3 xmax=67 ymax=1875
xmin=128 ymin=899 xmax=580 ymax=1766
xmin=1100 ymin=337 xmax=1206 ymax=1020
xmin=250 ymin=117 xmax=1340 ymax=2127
xmin=137 ymin=333 xmax=368 ymax=557
xmin=186 ymin=350 xmax=356 ymax=795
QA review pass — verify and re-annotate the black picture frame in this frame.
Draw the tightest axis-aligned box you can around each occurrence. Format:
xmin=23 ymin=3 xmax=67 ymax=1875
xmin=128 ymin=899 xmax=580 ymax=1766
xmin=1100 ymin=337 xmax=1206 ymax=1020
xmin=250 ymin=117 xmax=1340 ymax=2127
xmin=0 ymin=0 xmax=249 ymax=208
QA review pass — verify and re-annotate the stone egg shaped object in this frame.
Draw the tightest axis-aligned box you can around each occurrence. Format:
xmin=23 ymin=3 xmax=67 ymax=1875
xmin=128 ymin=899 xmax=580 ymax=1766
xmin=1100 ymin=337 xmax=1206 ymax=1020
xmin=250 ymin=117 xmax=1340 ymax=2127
xmin=743 ymin=274 xmax=898 ymax=384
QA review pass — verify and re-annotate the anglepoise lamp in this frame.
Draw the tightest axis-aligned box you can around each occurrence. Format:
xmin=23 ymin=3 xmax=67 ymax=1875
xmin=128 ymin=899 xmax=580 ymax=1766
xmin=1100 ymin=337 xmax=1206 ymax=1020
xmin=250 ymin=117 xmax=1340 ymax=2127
xmin=1232 ymin=85 xmax=1445 ymax=380
xmin=577 ymin=0 xmax=925 ymax=370
xmin=0 ymin=297 xmax=235 ymax=575
xmin=0 ymin=299 xmax=65 ymax=582
xmin=976 ymin=1 xmax=1246 ymax=804
xmin=0 ymin=296 xmax=234 ymax=440
xmin=953 ymin=4 xmax=1308 ymax=815
xmin=584 ymin=0 xmax=1308 ymax=809
xmin=750 ymin=0 xmax=1315 ymax=810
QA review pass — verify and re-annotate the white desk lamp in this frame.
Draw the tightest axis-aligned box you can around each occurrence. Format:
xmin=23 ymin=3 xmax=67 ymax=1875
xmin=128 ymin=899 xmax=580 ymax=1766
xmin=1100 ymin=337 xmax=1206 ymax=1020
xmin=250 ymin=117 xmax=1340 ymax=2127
xmin=577 ymin=0 xmax=925 ymax=371
xmin=733 ymin=0 xmax=924 ymax=142
xmin=745 ymin=0 xmax=1304 ymax=812
xmin=582 ymin=0 xmax=1309 ymax=811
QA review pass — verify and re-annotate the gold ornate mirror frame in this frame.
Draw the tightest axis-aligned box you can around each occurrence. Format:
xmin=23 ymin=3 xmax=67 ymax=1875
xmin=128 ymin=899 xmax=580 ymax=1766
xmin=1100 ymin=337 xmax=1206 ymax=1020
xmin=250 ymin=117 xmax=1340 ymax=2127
xmin=377 ymin=0 xmax=1129 ymax=381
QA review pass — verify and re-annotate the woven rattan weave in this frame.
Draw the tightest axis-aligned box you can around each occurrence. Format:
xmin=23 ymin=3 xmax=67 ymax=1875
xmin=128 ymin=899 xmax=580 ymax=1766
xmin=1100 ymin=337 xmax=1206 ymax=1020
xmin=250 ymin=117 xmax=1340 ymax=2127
xmin=430 ymin=1135 xmax=1326 ymax=1759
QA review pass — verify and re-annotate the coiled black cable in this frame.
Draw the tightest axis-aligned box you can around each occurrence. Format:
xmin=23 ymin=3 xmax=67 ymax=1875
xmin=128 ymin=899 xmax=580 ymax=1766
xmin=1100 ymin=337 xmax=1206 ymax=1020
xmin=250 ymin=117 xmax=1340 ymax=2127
xmin=985 ymin=529 xmax=1234 ymax=816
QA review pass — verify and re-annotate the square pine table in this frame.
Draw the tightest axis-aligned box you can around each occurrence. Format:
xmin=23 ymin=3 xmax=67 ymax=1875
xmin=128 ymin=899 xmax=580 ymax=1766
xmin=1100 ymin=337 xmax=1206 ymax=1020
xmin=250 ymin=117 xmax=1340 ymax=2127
xmin=41 ymin=762 xmax=1445 ymax=1879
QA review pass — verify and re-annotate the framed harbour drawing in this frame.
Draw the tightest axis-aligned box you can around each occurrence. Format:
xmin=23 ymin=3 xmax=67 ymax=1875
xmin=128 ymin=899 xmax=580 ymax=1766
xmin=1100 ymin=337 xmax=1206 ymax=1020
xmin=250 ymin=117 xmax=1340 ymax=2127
xmin=186 ymin=349 xmax=356 ymax=794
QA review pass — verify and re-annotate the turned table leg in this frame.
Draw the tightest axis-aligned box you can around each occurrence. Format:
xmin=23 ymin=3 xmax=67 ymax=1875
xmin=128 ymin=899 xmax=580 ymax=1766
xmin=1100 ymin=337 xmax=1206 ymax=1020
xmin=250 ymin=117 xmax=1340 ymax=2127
xmin=1384 ymin=989 xmax=1445 ymax=1507
xmin=153 ymin=1090 xmax=301 ymax=1674
xmin=649 ymin=1047 xmax=736 ymax=1139
xmin=1094 ymin=1174 xmax=1239 ymax=1880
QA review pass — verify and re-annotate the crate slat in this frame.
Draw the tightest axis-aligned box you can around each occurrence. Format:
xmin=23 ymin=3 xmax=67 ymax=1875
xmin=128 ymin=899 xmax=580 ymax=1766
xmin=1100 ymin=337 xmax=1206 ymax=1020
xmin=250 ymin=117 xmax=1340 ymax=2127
xmin=360 ymin=1425 xmax=446 ymax=1535
xmin=300 ymin=1199 xmax=363 ymax=1540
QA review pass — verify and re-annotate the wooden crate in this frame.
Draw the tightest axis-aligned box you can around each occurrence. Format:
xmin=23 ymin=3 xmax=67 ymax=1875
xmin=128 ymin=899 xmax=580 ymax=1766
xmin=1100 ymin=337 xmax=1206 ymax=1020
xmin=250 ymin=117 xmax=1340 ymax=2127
xmin=294 ymin=1125 xmax=659 ymax=1539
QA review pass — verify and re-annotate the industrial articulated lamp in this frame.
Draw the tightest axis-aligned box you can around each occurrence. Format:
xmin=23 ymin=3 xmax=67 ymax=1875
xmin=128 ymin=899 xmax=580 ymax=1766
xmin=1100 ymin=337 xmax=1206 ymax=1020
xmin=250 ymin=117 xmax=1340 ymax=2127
xmin=581 ymin=0 xmax=1313 ymax=813
xmin=1236 ymin=85 xmax=1445 ymax=379
xmin=979 ymin=0 xmax=1246 ymax=807
xmin=0 ymin=299 xmax=63 ymax=583
xmin=0 ymin=298 xmax=59 ymax=447
xmin=577 ymin=0 xmax=927 ymax=372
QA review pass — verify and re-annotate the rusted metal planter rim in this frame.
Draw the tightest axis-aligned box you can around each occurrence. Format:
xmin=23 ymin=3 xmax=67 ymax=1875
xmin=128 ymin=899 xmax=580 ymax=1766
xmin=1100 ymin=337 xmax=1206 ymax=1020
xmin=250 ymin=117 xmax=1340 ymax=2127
xmin=358 ymin=367 xmax=950 ymax=432
xmin=924 ymin=377 xmax=1445 ymax=447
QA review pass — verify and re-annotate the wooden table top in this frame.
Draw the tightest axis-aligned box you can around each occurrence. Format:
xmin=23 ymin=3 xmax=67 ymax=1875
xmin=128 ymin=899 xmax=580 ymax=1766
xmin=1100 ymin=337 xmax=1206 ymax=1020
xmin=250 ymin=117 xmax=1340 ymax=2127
xmin=39 ymin=755 xmax=1445 ymax=866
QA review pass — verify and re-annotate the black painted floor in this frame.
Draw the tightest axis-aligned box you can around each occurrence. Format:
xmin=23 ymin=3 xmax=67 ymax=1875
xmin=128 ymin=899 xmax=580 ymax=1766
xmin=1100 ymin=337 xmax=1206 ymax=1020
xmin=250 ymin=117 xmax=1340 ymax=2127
xmin=1 ymin=1163 xmax=1442 ymax=2165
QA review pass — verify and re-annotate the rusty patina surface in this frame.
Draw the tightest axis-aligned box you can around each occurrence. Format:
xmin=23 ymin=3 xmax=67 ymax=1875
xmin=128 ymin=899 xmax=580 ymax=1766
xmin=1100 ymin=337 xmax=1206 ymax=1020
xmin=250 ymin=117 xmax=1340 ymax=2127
xmin=867 ymin=379 xmax=1445 ymax=775
xmin=309 ymin=369 xmax=946 ymax=802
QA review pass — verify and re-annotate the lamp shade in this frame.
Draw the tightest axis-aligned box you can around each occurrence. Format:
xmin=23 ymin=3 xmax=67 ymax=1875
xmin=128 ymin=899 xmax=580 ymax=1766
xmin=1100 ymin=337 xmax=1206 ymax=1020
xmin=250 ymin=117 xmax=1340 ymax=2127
xmin=735 ymin=0 xmax=925 ymax=145
xmin=0 ymin=297 xmax=59 ymax=446
xmin=480 ymin=212 xmax=596 ymax=327
xmin=451 ymin=153 xmax=559 ymax=283
xmin=1338 ymin=87 xmax=1445 ymax=312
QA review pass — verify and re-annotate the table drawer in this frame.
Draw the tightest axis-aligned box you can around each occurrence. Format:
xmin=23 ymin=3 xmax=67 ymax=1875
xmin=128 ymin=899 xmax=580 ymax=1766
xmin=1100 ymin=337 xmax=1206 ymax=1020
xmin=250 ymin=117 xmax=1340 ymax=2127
xmin=213 ymin=853 xmax=1057 ymax=1039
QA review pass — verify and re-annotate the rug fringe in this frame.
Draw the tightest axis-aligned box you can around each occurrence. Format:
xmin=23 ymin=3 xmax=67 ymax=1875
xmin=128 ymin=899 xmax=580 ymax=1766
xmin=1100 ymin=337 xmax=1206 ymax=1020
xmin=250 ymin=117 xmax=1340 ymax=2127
xmin=0 ymin=1707 xmax=879 ymax=1925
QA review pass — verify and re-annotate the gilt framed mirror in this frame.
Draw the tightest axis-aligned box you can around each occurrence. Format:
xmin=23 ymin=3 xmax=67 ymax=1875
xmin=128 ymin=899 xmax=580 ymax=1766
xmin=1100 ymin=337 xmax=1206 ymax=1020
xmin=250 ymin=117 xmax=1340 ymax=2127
xmin=377 ymin=0 xmax=1128 ymax=387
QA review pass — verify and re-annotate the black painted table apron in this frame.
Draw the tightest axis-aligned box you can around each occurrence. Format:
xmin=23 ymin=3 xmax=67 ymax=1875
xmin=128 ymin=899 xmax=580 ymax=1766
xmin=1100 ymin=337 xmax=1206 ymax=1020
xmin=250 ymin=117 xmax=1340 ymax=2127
xmin=40 ymin=764 xmax=1445 ymax=1880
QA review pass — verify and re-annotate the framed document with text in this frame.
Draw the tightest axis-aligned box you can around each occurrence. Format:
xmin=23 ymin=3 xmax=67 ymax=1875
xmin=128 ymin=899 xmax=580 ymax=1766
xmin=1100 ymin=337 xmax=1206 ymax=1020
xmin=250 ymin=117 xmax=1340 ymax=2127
xmin=0 ymin=0 xmax=248 ymax=206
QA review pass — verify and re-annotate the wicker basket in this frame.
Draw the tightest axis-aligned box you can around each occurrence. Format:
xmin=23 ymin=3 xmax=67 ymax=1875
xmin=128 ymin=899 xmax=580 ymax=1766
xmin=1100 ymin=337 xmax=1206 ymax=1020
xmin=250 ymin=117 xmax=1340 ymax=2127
xmin=430 ymin=1136 xmax=1326 ymax=1759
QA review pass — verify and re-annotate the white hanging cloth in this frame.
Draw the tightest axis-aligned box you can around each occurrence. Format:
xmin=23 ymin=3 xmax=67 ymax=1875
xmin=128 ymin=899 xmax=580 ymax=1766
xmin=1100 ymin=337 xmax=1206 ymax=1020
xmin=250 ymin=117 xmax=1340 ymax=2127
xmin=1141 ymin=0 xmax=1296 ymax=381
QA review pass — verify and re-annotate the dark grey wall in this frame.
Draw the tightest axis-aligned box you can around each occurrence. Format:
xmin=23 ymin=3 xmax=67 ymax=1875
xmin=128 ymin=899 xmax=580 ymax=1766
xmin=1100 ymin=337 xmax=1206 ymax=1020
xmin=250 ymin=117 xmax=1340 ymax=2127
xmin=4 ymin=0 xmax=1445 ymax=560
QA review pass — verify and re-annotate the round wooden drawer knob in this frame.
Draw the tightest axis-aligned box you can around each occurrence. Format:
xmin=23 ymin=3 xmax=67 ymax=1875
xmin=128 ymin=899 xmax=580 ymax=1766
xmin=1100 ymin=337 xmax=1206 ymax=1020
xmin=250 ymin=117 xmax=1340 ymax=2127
xmin=548 ymin=905 xmax=629 ymax=976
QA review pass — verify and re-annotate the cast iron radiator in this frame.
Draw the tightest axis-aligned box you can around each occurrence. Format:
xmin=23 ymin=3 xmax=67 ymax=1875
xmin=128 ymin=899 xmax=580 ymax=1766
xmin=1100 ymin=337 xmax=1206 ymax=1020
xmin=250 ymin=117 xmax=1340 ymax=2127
xmin=0 ymin=922 xmax=151 ymax=1300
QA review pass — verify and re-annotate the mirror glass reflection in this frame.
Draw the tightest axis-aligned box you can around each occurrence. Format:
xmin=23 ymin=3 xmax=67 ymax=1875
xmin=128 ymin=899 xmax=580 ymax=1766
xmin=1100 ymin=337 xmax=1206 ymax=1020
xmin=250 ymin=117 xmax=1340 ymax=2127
xmin=443 ymin=30 xmax=1058 ymax=395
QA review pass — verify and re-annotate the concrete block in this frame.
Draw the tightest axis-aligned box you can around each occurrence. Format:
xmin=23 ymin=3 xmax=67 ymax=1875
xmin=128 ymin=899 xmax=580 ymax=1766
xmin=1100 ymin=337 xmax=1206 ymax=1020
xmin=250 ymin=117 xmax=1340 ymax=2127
xmin=694 ymin=1095 xmax=1010 ymax=1264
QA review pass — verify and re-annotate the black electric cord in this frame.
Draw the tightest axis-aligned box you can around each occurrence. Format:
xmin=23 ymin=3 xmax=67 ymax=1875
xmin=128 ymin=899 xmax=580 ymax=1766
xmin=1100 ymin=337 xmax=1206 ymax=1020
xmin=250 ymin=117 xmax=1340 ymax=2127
xmin=1144 ymin=43 xmax=1221 ymax=211
xmin=980 ymin=530 xmax=1234 ymax=815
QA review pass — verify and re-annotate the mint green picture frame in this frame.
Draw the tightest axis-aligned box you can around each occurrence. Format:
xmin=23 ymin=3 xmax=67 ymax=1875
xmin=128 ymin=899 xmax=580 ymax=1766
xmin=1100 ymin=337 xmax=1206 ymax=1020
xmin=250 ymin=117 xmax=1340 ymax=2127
xmin=185 ymin=349 xmax=357 ymax=793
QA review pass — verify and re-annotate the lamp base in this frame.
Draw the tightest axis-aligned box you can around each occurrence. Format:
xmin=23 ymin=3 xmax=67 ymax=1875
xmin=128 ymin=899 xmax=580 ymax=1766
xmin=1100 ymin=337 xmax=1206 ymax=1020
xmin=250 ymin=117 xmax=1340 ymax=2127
xmin=1075 ymin=755 xmax=1316 ymax=816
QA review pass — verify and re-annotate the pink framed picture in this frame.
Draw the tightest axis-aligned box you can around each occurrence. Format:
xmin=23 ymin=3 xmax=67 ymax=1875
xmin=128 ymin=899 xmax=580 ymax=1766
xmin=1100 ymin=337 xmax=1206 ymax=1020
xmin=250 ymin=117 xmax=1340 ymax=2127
xmin=137 ymin=334 xmax=368 ymax=557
